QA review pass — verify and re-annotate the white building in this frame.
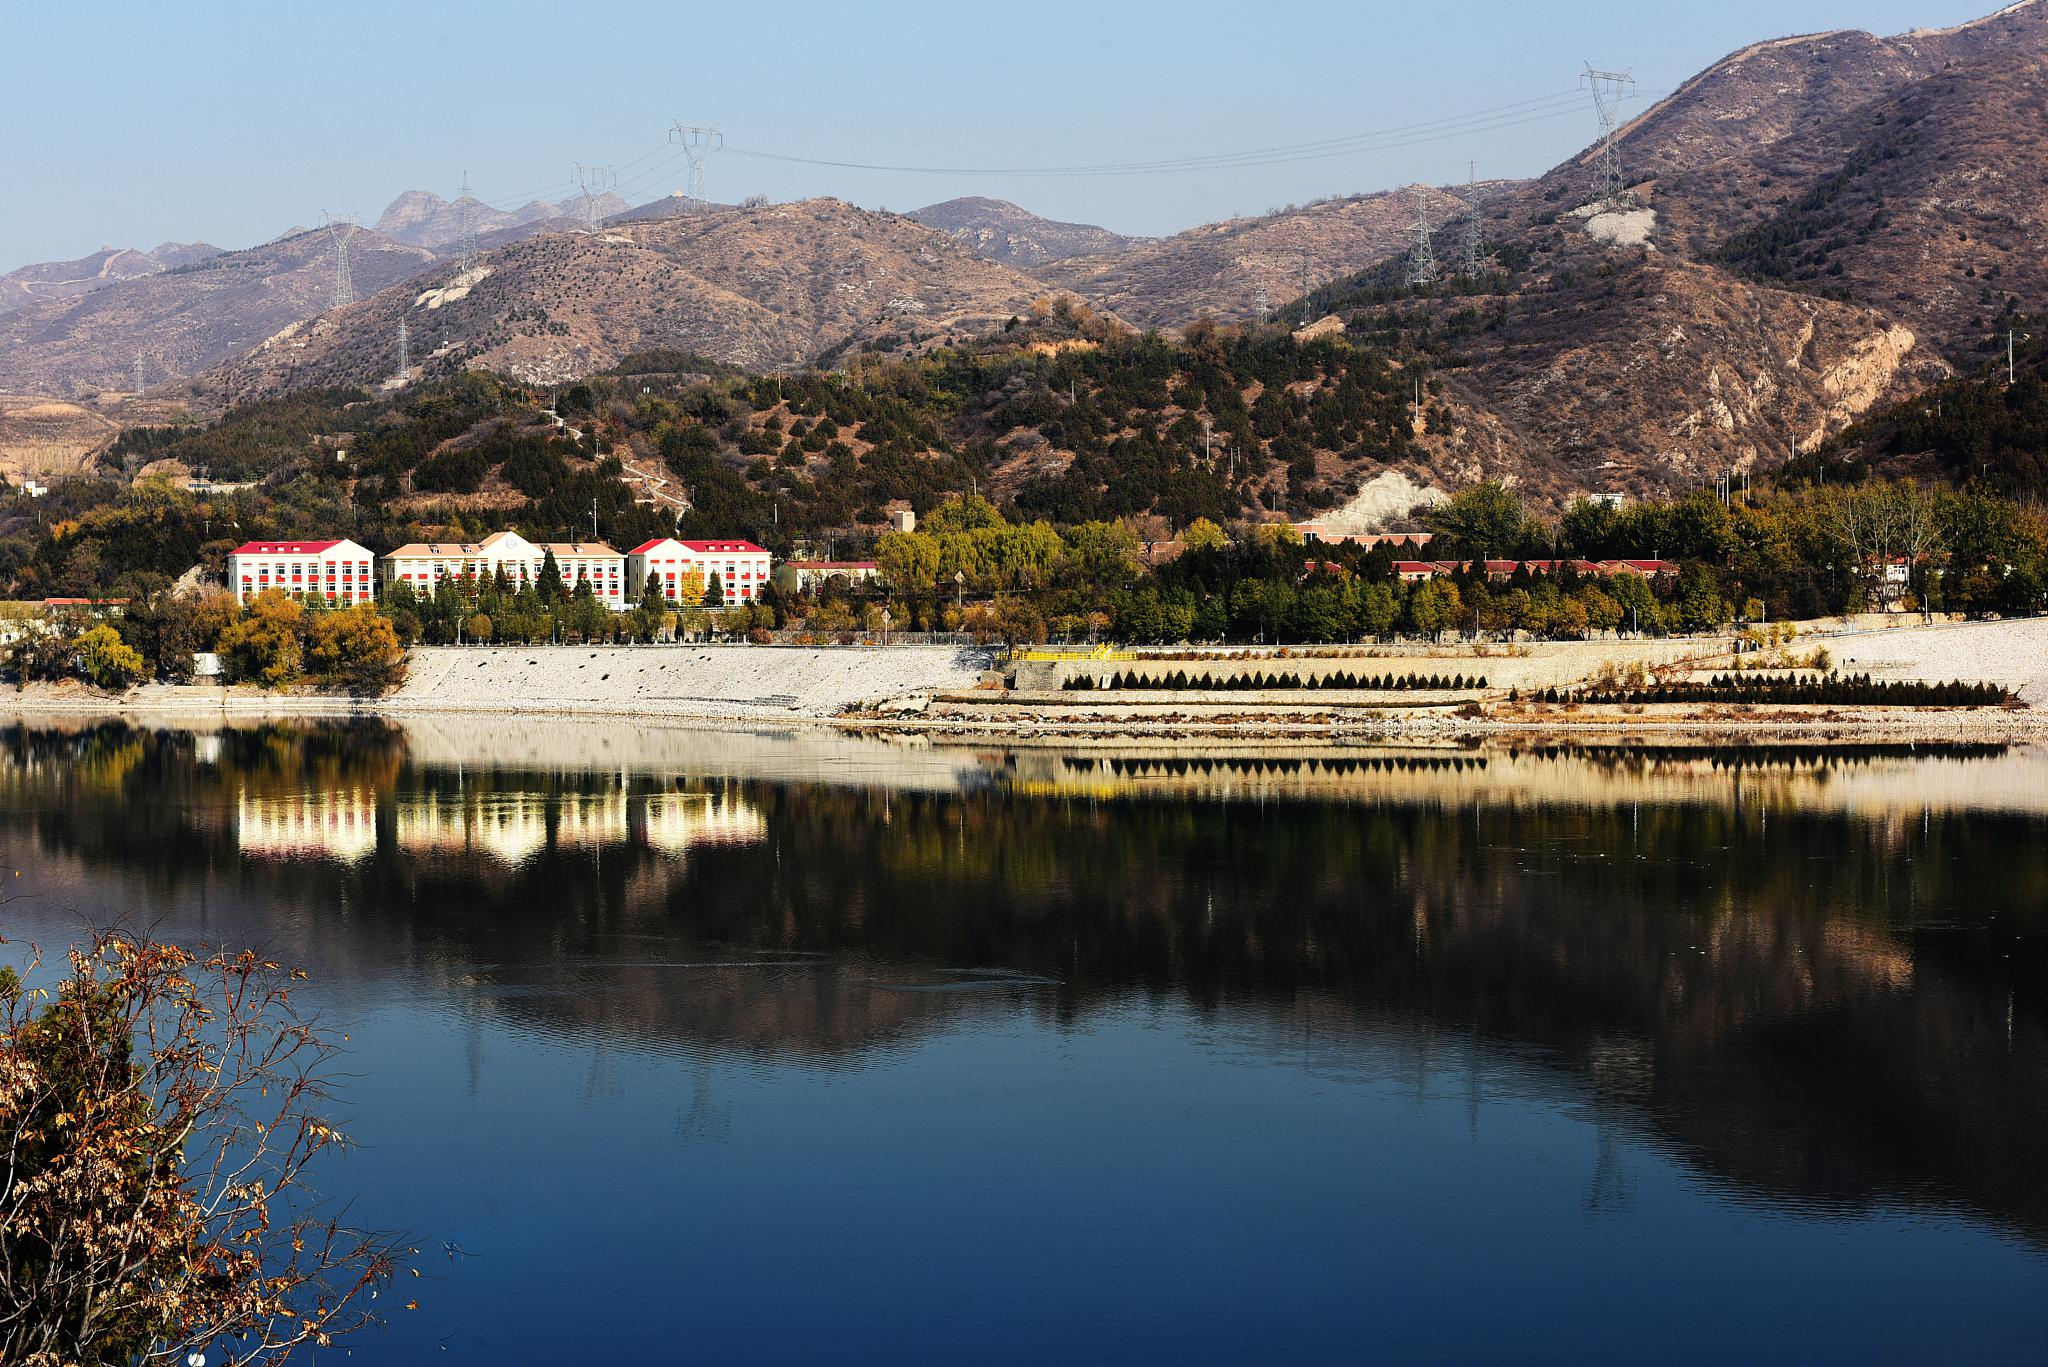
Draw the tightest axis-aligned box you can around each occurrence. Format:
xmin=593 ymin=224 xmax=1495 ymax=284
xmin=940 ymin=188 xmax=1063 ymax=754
xmin=380 ymin=530 xmax=627 ymax=609
xmin=226 ymin=539 xmax=377 ymax=606
xmin=626 ymin=538 xmax=772 ymax=605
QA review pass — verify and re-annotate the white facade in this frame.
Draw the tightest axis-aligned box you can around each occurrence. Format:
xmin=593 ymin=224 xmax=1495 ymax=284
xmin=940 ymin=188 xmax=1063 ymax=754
xmin=380 ymin=530 xmax=627 ymax=608
xmin=226 ymin=539 xmax=377 ymax=606
xmin=626 ymin=538 xmax=772 ymax=605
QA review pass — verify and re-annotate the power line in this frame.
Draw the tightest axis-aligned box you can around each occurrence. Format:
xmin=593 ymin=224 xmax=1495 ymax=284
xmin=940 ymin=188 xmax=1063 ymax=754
xmin=1582 ymin=64 xmax=1637 ymax=206
xmin=455 ymin=171 xmax=478 ymax=272
xmin=572 ymin=164 xmax=614 ymax=231
xmin=668 ymin=124 xmax=724 ymax=210
xmin=322 ymin=211 xmax=357 ymax=307
xmin=1407 ymin=187 xmax=1438 ymax=289
xmin=724 ymin=90 xmax=1590 ymax=178
xmin=1461 ymin=162 xmax=1484 ymax=277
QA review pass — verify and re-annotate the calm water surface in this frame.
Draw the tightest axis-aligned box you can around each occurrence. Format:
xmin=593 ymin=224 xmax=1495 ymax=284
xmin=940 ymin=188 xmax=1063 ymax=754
xmin=0 ymin=720 xmax=2044 ymax=1365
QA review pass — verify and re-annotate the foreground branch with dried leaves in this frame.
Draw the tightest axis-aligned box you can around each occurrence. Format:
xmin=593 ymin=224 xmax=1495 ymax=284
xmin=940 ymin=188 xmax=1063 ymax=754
xmin=1 ymin=931 xmax=408 ymax=1366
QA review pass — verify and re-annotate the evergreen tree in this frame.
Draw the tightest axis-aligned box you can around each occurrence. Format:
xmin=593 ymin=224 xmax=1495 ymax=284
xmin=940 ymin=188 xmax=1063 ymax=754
xmin=706 ymin=572 xmax=725 ymax=608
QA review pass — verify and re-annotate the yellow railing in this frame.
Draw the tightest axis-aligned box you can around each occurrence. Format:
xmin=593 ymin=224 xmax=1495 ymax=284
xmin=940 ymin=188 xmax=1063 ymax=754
xmin=1015 ymin=644 xmax=1136 ymax=663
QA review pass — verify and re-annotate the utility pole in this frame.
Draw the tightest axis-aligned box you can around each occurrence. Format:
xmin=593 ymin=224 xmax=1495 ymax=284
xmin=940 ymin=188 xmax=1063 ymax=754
xmin=456 ymin=171 xmax=479 ymax=273
xmin=1461 ymin=162 xmax=1484 ymax=278
xmin=667 ymin=124 xmax=724 ymax=210
xmin=323 ymin=211 xmax=358 ymax=307
xmin=590 ymin=497 xmax=600 ymax=542
xmin=1203 ymin=417 xmax=1212 ymax=467
xmin=1300 ymin=254 xmax=1313 ymax=328
xmin=573 ymin=164 xmax=614 ymax=232
xmin=133 ymin=351 xmax=146 ymax=398
xmin=1581 ymin=65 xmax=1637 ymax=207
xmin=1407 ymin=187 xmax=1438 ymax=289
xmin=2009 ymin=329 xmax=2030 ymax=385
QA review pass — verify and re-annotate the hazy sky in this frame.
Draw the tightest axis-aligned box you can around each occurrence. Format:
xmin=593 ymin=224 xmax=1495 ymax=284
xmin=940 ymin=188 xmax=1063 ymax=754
xmin=0 ymin=0 xmax=2007 ymax=272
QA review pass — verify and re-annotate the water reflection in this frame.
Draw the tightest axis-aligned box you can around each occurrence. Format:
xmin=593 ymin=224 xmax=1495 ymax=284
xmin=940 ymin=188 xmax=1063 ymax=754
xmin=1 ymin=719 xmax=2043 ymax=1257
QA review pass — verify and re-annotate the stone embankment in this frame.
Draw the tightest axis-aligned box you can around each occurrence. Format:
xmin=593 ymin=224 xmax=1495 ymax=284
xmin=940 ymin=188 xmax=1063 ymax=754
xmin=386 ymin=643 xmax=997 ymax=719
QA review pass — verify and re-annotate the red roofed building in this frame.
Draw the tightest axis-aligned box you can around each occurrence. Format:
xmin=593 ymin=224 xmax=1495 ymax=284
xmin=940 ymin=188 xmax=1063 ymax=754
xmin=227 ymin=539 xmax=375 ymax=606
xmin=626 ymin=538 xmax=772 ymax=605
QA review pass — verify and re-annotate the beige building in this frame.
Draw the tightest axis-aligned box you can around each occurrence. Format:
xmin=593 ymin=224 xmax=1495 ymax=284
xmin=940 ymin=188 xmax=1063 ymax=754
xmin=380 ymin=530 xmax=627 ymax=609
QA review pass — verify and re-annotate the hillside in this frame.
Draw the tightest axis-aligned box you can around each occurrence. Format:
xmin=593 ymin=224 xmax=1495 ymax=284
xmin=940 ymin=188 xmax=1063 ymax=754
xmin=372 ymin=190 xmax=567 ymax=249
xmin=0 ymin=225 xmax=437 ymax=399
xmin=0 ymin=242 xmax=220 ymax=316
xmin=204 ymin=198 xmax=1077 ymax=398
xmin=1285 ymin=0 xmax=2048 ymax=501
xmin=908 ymin=197 xmax=1139 ymax=267
xmin=1041 ymin=187 xmax=1474 ymax=329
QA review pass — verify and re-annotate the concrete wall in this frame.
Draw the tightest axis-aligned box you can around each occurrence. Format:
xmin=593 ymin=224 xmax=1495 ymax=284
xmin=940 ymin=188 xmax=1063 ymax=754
xmin=389 ymin=643 xmax=997 ymax=718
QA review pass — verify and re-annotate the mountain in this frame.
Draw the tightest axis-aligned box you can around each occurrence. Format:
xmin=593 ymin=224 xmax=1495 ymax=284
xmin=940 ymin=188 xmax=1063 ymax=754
xmin=370 ymin=189 xmax=557 ymax=249
xmin=204 ymin=198 xmax=1081 ymax=399
xmin=0 ymin=242 xmax=221 ymax=316
xmin=0 ymin=225 xmax=437 ymax=398
xmin=907 ymin=197 xmax=1139 ymax=268
xmin=373 ymin=189 xmax=604 ymax=249
xmin=1292 ymin=0 xmax=2048 ymax=503
xmin=1040 ymin=187 xmax=1476 ymax=330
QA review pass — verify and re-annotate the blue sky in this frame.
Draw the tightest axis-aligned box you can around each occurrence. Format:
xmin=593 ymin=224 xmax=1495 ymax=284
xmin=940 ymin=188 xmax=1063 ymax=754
xmin=0 ymin=0 xmax=2006 ymax=272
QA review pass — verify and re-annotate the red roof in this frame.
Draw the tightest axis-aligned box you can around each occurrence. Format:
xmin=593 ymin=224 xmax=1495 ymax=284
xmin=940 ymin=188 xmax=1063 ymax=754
xmin=787 ymin=560 xmax=878 ymax=570
xmin=628 ymin=539 xmax=668 ymax=556
xmin=229 ymin=540 xmax=343 ymax=556
xmin=679 ymin=540 xmax=767 ymax=554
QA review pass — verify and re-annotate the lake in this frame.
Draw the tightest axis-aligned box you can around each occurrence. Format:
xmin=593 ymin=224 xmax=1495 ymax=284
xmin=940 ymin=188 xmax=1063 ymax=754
xmin=0 ymin=719 xmax=2043 ymax=1364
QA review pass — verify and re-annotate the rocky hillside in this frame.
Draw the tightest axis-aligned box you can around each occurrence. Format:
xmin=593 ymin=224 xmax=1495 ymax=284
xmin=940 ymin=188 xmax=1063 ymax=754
xmin=0 ymin=226 xmax=436 ymax=399
xmin=1041 ymin=187 xmax=1474 ymax=330
xmin=0 ymin=242 xmax=220 ymax=316
xmin=205 ymin=198 xmax=1073 ymax=400
xmin=1295 ymin=0 xmax=2048 ymax=503
xmin=372 ymin=190 xmax=566 ymax=249
xmin=908 ymin=197 xmax=1138 ymax=267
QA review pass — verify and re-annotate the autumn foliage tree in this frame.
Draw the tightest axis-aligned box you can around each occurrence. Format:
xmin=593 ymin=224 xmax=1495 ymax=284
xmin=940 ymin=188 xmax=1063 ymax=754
xmin=0 ymin=931 xmax=408 ymax=1365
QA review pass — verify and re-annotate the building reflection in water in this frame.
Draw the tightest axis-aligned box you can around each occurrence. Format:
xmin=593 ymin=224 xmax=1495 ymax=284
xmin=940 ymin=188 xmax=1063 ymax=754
xmin=236 ymin=782 xmax=767 ymax=865
xmin=236 ymin=786 xmax=380 ymax=864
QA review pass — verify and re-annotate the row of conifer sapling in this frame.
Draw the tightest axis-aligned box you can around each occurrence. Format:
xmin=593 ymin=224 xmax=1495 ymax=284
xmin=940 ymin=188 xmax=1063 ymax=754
xmin=1064 ymin=670 xmax=1489 ymax=692
xmin=1522 ymin=674 xmax=2014 ymax=708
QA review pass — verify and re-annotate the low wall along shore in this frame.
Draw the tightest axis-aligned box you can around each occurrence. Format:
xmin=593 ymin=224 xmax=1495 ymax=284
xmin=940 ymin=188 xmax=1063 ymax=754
xmin=386 ymin=643 xmax=996 ymax=718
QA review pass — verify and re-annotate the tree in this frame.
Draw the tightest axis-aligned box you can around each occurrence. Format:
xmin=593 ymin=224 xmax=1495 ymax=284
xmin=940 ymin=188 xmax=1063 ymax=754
xmin=215 ymin=591 xmax=303 ymax=687
xmin=303 ymin=606 xmax=407 ymax=695
xmin=705 ymin=572 xmax=725 ymax=608
xmin=1427 ymin=482 xmax=1532 ymax=559
xmin=875 ymin=531 xmax=941 ymax=592
xmin=1408 ymin=579 xmax=1462 ymax=640
xmin=0 ymin=931 xmax=403 ymax=1365
xmin=1179 ymin=517 xmax=1229 ymax=553
xmin=536 ymin=548 xmax=565 ymax=604
xmin=643 ymin=571 xmax=665 ymax=609
xmin=77 ymin=625 xmax=145 ymax=691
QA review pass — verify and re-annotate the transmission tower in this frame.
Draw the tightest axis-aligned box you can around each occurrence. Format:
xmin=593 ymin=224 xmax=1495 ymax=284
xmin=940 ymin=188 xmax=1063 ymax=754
xmin=455 ymin=171 xmax=478 ymax=272
xmin=1407 ymin=188 xmax=1438 ymax=289
xmin=396 ymin=319 xmax=411 ymax=377
xmin=323 ymin=211 xmax=358 ymax=307
xmin=668 ymin=124 xmax=724 ymax=210
xmin=573 ymin=164 xmax=614 ymax=232
xmin=1253 ymin=284 xmax=1270 ymax=324
xmin=1581 ymin=64 xmax=1637 ymax=206
xmin=133 ymin=351 xmax=146 ymax=398
xmin=1300 ymin=254 xmax=1313 ymax=327
xmin=1461 ymin=162 xmax=1485 ymax=277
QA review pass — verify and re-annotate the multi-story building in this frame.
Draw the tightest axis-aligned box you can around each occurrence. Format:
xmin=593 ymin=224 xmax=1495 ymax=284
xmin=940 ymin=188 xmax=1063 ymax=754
xmin=626 ymin=538 xmax=772 ymax=605
xmin=381 ymin=530 xmax=628 ymax=609
xmin=226 ymin=539 xmax=377 ymax=606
